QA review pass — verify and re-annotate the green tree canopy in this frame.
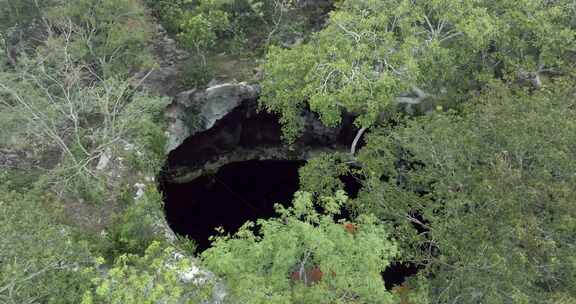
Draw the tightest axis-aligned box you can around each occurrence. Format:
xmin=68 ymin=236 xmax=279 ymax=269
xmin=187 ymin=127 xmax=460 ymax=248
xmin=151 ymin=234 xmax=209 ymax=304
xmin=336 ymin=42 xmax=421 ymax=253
xmin=0 ymin=187 xmax=94 ymax=304
xmin=355 ymin=82 xmax=576 ymax=302
xmin=83 ymin=241 xmax=211 ymax=304
xmin=202 ymin=191 xmax=401 ymax=303
xmin=47 ymin=0 xmax=155 ymax=76
xmin=261 ymin=0 xmax=576 ymax=141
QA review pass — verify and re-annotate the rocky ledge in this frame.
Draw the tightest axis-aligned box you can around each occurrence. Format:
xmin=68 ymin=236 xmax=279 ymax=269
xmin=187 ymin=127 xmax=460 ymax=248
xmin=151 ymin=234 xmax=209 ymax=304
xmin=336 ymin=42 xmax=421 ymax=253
xmin=163 ymin=82 xmax=357 ymax=184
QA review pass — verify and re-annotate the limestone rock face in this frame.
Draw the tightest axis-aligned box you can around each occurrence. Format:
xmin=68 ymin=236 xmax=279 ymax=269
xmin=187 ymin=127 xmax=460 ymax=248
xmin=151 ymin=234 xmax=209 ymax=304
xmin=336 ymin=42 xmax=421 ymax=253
xmin=201 ymin=83 xmax=261 ymax=130
xmin=164 ymin=82 xmax=357 ymax=184
xmin=166 ymin=82 xmax=260 ymax=153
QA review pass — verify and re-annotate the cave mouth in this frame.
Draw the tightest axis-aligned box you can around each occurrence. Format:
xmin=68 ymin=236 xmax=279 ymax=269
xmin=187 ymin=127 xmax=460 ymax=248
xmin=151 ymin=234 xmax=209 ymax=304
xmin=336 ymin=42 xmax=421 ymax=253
xmin=162 ymin=160 xmax=306 ymax=251
xmin=161 ymin=158 xmax=420 ymax=286
xmin=382 ymin=262 xmax=422 ymax=290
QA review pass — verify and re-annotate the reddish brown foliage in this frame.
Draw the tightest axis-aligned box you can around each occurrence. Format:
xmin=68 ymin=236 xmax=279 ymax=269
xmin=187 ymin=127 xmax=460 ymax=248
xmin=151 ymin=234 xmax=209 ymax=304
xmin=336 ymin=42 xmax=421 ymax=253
xmin=290 ymin=266 xmax=324 ymax=285
xmin=344 ymin=222 xmax=357 ymax=234
xmin=309 ymin=266 xmax=323 ymax=282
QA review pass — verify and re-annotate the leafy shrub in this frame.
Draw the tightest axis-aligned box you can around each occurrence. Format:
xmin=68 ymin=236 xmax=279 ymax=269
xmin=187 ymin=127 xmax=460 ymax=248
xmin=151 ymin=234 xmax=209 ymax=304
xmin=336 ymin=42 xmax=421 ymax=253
xmin=105 ymin=186 xmax=165 ymax=258
xmin=48 ymin=0 xmax=155 ymax=76
xmin=179 ymin=61 xmax=216 ymax=88
xmin=202 ymin=191 xmax=399 ymax=303
xmin=121 ymin=92 xmax=170 ymax=172
xmin=0 ymin=189 xmax=95 ymax=304
xmin=143 ymin=0 xmax=190 ymax=33
xmin=83 ymin=242 xmax=211 ymax=304
xmin=357 ymin=82 xmax=576 ymax=302
xmin=299 ymin=152 xmax=352 ymax=198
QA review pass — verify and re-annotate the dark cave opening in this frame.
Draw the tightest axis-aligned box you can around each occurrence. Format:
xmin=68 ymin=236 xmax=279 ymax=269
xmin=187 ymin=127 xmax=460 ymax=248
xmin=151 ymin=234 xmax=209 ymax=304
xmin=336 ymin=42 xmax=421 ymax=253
xmin=162 ymin=160 xmax=305 ymax=251
xmin=160 ymin=158 xmax=420 ymax=288
xmin=382 ymin=262 xmax=422 ymax=290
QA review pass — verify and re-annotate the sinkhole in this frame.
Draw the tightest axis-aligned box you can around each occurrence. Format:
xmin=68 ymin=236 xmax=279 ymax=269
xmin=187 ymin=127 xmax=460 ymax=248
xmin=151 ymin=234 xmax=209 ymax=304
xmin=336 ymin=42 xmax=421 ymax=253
xmin=162 ymin=160 xmax=305 ymax=251
xmin=161 ymin=158 xmax=420 ymax=289
xmin=159 ymin=111 xmax=419 ymax=288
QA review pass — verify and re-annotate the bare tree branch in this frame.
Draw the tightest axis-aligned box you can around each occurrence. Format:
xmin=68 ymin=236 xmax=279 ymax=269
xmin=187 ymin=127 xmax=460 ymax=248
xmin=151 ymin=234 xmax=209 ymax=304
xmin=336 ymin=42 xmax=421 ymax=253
xmin=350 ymin=127 xmax=367 ymax=156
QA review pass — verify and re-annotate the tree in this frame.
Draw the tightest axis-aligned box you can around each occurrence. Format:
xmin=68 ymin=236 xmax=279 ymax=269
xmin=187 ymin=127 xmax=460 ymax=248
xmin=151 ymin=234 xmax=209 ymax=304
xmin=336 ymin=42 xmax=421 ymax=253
xmin=83 ymin=241 xmax=213 ymax=304
xmin=178 ymin=7 xmax=230 ymax=66
xmin=0 ymin=2 xmax=198 ymax=303
xmin=0 ymin=0 xmax=59 ymax=67
xmin=0 ymin=33 xmax=168 ymax=200
xmin=0 ymin=0 xmax=43 ymax=32
xmin=0 ymin=187 xmax=95 ymax=304
xmin=48 ymin=0 xmax=155 ymax=76
xmin=202 ymin=191 xmax=400 ymax=303
xmin=260 ymin=0 xmax=576 ymax=142
xmin=143 ymin=0 xmax=190 ymax=33
xmin=355 ymin=82 xmax=576 ymax=303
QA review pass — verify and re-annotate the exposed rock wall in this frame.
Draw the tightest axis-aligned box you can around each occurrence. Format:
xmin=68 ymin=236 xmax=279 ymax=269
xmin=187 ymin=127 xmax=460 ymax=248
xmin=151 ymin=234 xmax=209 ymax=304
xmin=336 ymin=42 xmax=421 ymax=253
xmin=165 ymin=82 xmax=260 ymax=153
xmin=163 ymin=82 xmax=356 ymax=184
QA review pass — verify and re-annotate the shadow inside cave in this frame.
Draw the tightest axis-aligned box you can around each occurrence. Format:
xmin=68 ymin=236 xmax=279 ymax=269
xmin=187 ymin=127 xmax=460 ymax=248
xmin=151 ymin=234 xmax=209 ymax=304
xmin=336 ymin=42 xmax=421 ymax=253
xmin=161 ymin=160 xmax=305 ymax=251
xmin=160 ymin=159 xmax=419 ymax=288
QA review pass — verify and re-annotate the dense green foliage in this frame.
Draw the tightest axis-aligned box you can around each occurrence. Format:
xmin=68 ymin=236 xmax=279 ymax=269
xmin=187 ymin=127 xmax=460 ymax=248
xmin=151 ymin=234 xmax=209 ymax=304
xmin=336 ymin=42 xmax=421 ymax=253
xmin=82 ymin=241 xmax=210 ymax=304
xmin=104 ymin=187 xmax=167 ymax=259
xmin=0 ymin=187 xmax=94 ymax=303
xmin=203 ymin=191 xmax=400 ymax=303
xmin=146 ymin=0 xmax=328 ymax=51
xmin=0 ymin=0 xmax=52 ymax=35
xmin=1 ymin=0 xmax=576 ymax=303
xmin=144 ymin=0 xmax=332 ymax=86
xmin=258 ymin=0 xmax=576 ymax=302
xmin=261 ymin=0 xmax=576 ymax=140
xmin=355 ymin=84 xmax=576 ymax=302
xmin=1 ymin=0 xmax=172 ymax=302
xmin=177 ymin=0 xmax=231 ymax=64
xmin=49 ymin=0 xmax=155 ymax=76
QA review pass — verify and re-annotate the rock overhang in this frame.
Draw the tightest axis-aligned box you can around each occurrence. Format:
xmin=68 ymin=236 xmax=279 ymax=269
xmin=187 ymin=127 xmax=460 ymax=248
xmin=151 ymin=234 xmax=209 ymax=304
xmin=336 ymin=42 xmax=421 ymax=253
xmin=163 ymin=82 xmax=357 ymax=184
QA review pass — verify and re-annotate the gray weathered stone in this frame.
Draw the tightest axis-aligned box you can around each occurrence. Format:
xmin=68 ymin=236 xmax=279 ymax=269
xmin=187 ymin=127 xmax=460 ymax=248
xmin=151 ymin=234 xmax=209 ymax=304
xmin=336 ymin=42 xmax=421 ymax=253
xmin=163 ymin=82 xmax=357 ymax=184
xmin=165 ymin=82 xmax=260 ymax=152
